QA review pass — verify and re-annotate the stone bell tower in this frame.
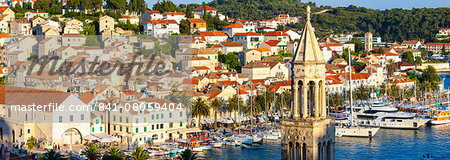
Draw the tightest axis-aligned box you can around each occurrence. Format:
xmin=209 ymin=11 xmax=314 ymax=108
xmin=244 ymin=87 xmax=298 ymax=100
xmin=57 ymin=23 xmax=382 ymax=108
xmin=280 ymin=6 xmax=335 ymax=160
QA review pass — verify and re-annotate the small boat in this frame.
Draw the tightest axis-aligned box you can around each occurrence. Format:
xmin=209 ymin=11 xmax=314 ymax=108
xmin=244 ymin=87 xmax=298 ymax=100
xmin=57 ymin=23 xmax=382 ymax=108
xmin=213 ymin=142 xmax=223 ymax=148
xmin=429 ymin=109 xmax=450 ymax=125
xmin=241 ymin=143 xmax=264 ymax=149
xmin=203 ymin=144 xmax=213 ymax=150
xmin=242 ymin=139 xmax=253 ymax=145
xmin=191 ymin=146 xmax=204 ymax=152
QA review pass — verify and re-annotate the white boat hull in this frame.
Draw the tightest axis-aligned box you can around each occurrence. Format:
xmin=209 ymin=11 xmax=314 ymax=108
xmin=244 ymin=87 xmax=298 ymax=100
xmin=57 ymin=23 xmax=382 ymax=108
xmin=430 ymin=119 xmax=450 ymax=125
xmin=335 ymin=126 xmax=379 ymax=137
xmin=213 ymin=142 xmax=222 ymax=148
xmin=358 ymin=119 xmax=430 ymax=129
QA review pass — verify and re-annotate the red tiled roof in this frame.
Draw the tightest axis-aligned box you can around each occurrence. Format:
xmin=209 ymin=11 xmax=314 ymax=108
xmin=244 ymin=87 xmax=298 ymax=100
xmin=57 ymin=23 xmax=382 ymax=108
xmin=425 ymin=43 xmax=450 ymax=47
xmin=187 ymin=18 xmax=206 ymax=24
xmin=218 ymin=80 xmax=238 ymax=85
xmin=339 ymin=73 xmax=371 ymax=80
xmin=122 ymin=90 xmax=135 ymax=95
xmin=234 ymin=32 xmax=262 ymax=36
xmin=387 ymin=77 xmax=414 ymax=84
xmin=163 ymin=12 xmax=185 ymax=16
xmin=146 ymin=10 xmax=162 ymax=15
xmin=146 ymin=19 xmax=178 ymax=25
xmin=402 ymin=40 xmax=420 ymax=45
xmin=182 ymin=78 xmax=199 ymax=85
xmin=265 ymin=31 xmax=288 ymax=36
xmin=221 ymin=42 xmax=242 ymax=47
xmin=193 ymin=6 xmax=217 ymax=11
xmin=323 ymin=43 xmax=342 ymax=47
xmin=193 ymin=66 xmax=210 ymax=70
xmin=80 ymin=92 xmax=96 ymax=103
xmin=223 ymin=23 xmax=243 ymax=28
xmin=385 ymin=51 xmax=400 ymax=56
xmin=198 ymin=31 xmax=227 ymax=37
xmin=326 ymin=75 xmax=343 ymax=85
xmin=264 ymin=40 xmax=281 ymax=46
xmin=237 ymin=89 xmax=249 ymax=95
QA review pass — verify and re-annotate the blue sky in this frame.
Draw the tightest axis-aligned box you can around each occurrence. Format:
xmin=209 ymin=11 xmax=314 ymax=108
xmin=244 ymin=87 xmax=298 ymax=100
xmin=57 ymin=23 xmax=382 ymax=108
xmin=146 ymin=0 xmax=449 ymax=10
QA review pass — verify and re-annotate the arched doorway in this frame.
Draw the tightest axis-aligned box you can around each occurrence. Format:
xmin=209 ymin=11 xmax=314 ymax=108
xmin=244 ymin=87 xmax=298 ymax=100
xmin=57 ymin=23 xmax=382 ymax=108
xmin=12 ymin=130 xmax=15 ymax=143
xmin=62 ymin=128 xmax=82 ymax=145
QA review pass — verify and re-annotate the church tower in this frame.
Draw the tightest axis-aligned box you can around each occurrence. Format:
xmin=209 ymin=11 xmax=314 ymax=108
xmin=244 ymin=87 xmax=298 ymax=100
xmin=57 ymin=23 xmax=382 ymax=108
xmin=365 ymin=32 xmax=373 ymax=51
xmin=281 ymin=6 xmax=335 ymax=160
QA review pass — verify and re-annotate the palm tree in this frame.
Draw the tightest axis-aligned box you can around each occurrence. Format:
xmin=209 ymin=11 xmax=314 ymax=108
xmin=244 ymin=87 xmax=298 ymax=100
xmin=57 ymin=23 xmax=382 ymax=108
xmin=26 ymin=136 xmax=37 ymax=150
xmin=103 ymin=147 xmax=125 ymax=160
xmin=226 ymin=95 xmax=242 ymax=121
xmin=81 ymin=144 xmax=101 ymax=160
xmin=356 ymin=85 xmax=369 ymax=100
xmin=131 ymin=147 xmax=150 ymax=160
xmin=192 ymin=97 xmax=210 ymax=127
xmin=210 ymin=98 xmax=222 ymax=129
xmin=386 ymin=59 xmax=397 ymax=78
xmin=178 ymin=149 xmax=197 ymax=160
xmin=42 ymin=149 xmax=62 ymax=160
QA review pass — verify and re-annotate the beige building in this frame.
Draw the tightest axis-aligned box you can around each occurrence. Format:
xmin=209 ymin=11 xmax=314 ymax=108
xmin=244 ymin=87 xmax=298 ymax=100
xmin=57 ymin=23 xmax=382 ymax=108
xmin=24 ymin=11 xmax=49 ymax=20
xmin=0 ymin=87 xmax=90 ymax=146
xmin=10 ymin=19 xmax=31 ymax=35
xmin=99 ymin=15 xmax=115 ymax=34
xmin=30 ymin=17 xmax=45 ymax=27
xmin=109 ymin=98 xmax=188 ymax=144
xmin=242 ymin=62 xmax=270 ymax=79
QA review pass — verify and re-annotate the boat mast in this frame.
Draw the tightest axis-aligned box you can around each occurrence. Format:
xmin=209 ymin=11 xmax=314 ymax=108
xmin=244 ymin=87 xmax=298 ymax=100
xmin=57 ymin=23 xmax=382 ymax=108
xmin=237 ymin=71 xmax=240 ymax=134
xmin=250 ymin=81 xmax=253 ymax=135
xmin=414 ymin=80 xmax=417 ymax=109
xmin=349 ymin=51 xmax=354 ymax=126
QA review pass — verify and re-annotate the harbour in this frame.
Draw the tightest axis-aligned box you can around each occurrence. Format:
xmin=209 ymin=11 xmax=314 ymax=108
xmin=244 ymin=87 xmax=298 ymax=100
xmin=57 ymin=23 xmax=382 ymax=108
xmin=196 ymin=125 xmax=450 ymax=160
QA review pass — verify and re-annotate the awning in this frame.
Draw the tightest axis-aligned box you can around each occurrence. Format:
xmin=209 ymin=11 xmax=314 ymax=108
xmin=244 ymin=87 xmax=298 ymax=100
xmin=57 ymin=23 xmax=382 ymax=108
xmin=83 ymin=135 xmax=99 ymax=141
xmin=184 ymin=127 xmax=202 ymax=133
xmin=218 ymin=118 xmax=235 ymax=124
xmin=200 ymin=118 xmax=214 ymax=124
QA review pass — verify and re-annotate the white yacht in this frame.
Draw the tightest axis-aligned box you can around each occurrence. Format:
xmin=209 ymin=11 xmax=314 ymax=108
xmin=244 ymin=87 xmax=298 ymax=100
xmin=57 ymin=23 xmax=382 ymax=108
xmin=355 ymin=107 xmax=429 ymax=129
xmin=335 ymin=118 xmax=380 ymax=138
xmin=333 ymin=52 xmax=380 ymax=138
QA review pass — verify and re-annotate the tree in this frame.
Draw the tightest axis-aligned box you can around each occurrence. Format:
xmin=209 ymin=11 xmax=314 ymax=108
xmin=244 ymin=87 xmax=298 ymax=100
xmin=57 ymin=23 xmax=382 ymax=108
xmin=185 ymin=4 xmax=193 ymax=18
xmin=179 ymin=19 xmax=190 ymax=34
xmin=81 ymin=144 xmax=101 ymax=160
xmin=442 ymin=44 xmax=447 ymax=55
xmin=210 ymin=98 xmax=222 ymax=129
xmin=42 ymin=149 xmax=62 ymax=160
xmin=218 ymin=52 xmax=242 ymax=71
xmin=227 ymin=94 xmax=243 ymax=121
xmin=386 ymin=59 xmax=397 ymax=78
xmin=421 ymin=65 xmax=441 ymax=93
xmin=414 ymin=56 xmax=422 ymax=67
xmin=103 ymin=147 xmax=125 ymax=160
xmin=353 ymin=61 xmax=366 ymax=72
xmin=178 ymin=149 xmax=197 ymax=160
xmin=192 ymin=97 xmax=210 ymax=127
xmin=26 ymin=136 xmax=37 ymax=150
xmin=84 ymin=36 xmax=101 ymax=46
xmin=153 ymin=0 xmax=181 ymax=13
xmin=131 ymin=147 xmax=151 ymax=160
xmin=349 ymin=38 xmax=364 ymax=52
xmin=328 ymin=92 xmax=344 ymax=111
xmin=401 ymin=51 xmax=414 ymax=64
xmin=355 ymin=85 xmax=369 ymax=100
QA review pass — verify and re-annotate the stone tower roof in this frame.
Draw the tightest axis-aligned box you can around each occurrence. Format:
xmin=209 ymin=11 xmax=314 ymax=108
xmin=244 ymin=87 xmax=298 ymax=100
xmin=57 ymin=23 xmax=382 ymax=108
xmin=292 ymin=6 xmax=325 ymax=63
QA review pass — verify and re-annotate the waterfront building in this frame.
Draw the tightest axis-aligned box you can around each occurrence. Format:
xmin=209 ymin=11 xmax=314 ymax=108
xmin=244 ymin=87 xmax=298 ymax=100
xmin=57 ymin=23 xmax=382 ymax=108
xmin=0 ymin=86 xmax=91 ymax=146
xmin=281 ymin=6 xmax=335 ymax=160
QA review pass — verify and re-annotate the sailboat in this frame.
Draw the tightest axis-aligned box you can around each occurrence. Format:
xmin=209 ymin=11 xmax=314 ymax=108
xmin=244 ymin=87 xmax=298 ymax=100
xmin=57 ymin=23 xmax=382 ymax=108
xmin=335 ymin=51 xmax=380 ymax=138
